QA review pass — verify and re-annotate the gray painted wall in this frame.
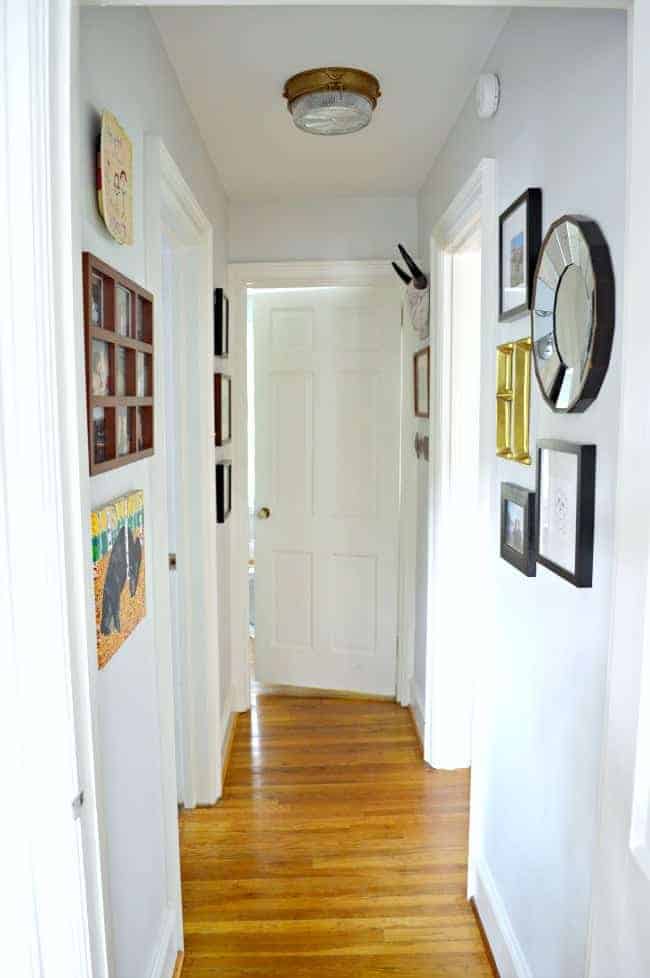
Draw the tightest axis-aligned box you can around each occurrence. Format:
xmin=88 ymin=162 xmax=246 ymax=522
xmin=416 ymin=9 xmax=627 ymax=977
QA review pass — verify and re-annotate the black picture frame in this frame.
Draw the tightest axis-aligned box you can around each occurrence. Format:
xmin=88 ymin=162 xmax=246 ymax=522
xmin=536 ymin=440 xmax=596 ymax=587
xmin=499 ymin=188 xmax=542 ymax=322
xmin=214 ymin=288 xmax=229 ymax=357
xmin=214 ymin=373 xmax=232 ymax=446
xmin=216 ymin=460 xmax=232 ymax=523
xmin=500 ymin=483 xmax=536 ymax=577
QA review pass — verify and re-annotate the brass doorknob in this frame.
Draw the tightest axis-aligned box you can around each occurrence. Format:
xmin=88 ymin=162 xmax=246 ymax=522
xmin=257 ymin=506 xmax=271 ymax=520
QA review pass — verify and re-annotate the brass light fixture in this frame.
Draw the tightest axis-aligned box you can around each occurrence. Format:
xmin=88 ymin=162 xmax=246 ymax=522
xmin=283 ymin=67 xmax=381 ymax=136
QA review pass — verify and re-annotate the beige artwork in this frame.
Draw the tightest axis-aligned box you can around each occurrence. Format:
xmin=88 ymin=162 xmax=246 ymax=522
xmin=97 ymin=110 xmax=133 ymax=245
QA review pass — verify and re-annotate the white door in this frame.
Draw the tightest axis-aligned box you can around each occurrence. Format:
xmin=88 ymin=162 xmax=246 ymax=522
xmin=252 ymin=285 xmax=401 ymax=696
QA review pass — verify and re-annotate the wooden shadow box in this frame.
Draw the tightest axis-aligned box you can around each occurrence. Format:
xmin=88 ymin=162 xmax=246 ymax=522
xmin=83 ymin=252 xmax=154 ymax=475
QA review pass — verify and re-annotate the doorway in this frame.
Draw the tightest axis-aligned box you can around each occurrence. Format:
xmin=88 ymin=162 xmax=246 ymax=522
xmin=425 ymin=161 xmax=495 ymax=773
xmin=231 ymin=266 xmax=403 ymax=701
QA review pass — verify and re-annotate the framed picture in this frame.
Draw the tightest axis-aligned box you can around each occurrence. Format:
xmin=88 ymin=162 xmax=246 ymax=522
xmin=214 ymin=288 xmax=229 ymax=357
xmin=91 ymin=273 xmax=103 ymax=327
xmin=216 ymin=460 xmax=232 ymax=523
xmin=499 ymin=188 xmax=542 ymax=322
xmin=116 ymin=284 xmax=131 ymax=337
xmin=91 ymin=491 xmax=145 ymax=669
xmin=214 ymin=373 xmax=232 ymax=446
xmin=500 ymin=483 xmax=536 ymax=577
xmin=536 ymin=440 xmax=596 ymax=587
xmin=413 ymin=347 xmax=430 ymax=418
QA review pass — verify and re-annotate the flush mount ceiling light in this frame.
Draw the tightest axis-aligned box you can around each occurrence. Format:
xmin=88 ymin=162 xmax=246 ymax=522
xmin=283 ymin=67 xmax=381 ymax=136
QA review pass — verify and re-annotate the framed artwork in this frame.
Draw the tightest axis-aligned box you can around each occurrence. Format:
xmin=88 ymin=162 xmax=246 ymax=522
xmin=499 ymin=188 xmax=542 ymax=322
xmin=216 ymin=460 xmax=232 ymax=523
xmin=214 ymin=288 xmax=230 ymax=357
xmin=536 ymin=440 xmax=596 ymax=587
xmin=91 ymin=491 xmax=146 ymax=669
xmin=496 ymin=337 xmax=532 ymax=464
xmin=214 ymin=373 xmax=232 ymax=446
xmin=97 ymin=110 xmax=133 ymax=245
xmin=500 ymin=483 xmax=536 ymax=577
xmin=83 ymin=253 xmax=154 ymax=475
xmin=413 ymin=347 xmax=430 ymax=418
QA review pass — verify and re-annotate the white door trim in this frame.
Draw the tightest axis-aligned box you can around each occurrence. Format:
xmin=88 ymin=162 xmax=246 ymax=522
xmin=0 ymin=1 xmax=107 ymax=976
xmin=425 ymin=158 xmax=496 ymax=884
xmin=228 ymin=261 xmax=401 ymax=711
xmin=145 ymin=135 xmax=222 ymax=817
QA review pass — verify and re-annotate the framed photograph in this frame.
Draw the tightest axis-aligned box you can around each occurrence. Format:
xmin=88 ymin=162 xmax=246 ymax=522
xmin=536 ymin=440 xmax=596 ymax=587
xmin=499 ymin=188 xmax=542 ymax=322
xmin=500 ymin=483 xmax=536 ymax=577
xmin=214 ymin=288 xmax=229 ymax=357
xmin=116 ymin=284 xmax=131 ymax=337
xmin=413 ymin=347 xmax=430 ymax=418
xmin=91 ymin=340 xmax=110 ymax=396
xmin=216 ymin=460 xmax=232 ymax=523
xmin=91 ymin=273 xmax=103 ymax=327
xmin=116 ymin=406 xmax=130 ymax=457
xmin=214 ymin=373 xmax=232 ymax=446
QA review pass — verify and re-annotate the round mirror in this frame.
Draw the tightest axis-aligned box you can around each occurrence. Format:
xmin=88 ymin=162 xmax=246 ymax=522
xmin=531 ymin=216 xmax=614 ymax=413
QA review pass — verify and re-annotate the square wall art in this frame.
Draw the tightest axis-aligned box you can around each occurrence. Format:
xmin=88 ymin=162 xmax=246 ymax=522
xmin=91 ymin=490 xmax=146 ymax=669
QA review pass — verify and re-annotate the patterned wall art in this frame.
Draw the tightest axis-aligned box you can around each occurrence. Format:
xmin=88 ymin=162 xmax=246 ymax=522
xmin=97 ymin=110 xmax=134 ymax=245
xmin=91 ymin=490 xmax=146 ymax=669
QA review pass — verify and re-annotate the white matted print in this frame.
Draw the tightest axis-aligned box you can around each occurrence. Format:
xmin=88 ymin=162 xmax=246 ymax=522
xmin=538 ymin=447 xmax=578 ymax=574
xmin=501 ymin=206 xmax=525 ymax=315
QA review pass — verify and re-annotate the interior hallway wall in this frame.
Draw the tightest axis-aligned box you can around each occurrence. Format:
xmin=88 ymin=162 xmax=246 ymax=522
xmin=229 ymin=195 xmax=418 ymax=263
xmin=417 ymin=9 xmax=626 ymax=978
xmin=80 ymin=8 xmax=229 ymax=977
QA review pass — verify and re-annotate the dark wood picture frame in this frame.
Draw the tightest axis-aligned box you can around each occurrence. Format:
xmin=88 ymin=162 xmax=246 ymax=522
xmin=536 ymin=440 xmax=596 ymax=587
xmin=214 ymin=288 xmax=229 ymax=357
xmin=499 ymin=188 xmax=542 ymax=322
xmin=500 ymin=483 xmax=536 ymax=577
xmin=216 ymin=460 xmax=232 ymax=523
xmin=83 ymin=252 xmax=154 ymax=475
xmin=413 ymin=347 xmax=430 ymax=418
xmin=214 ymin=372 xmax=232 ymax=446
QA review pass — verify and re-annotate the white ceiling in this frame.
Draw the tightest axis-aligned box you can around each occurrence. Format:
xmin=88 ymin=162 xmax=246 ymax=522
xmin=152 ymin=5 xmax=510 ymax=200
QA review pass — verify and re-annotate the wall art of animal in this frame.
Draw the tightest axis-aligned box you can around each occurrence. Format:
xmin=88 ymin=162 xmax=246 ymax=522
xmin=91 ymin=490 xmax=145 ymax=669
xmin=392 ymin=243 xmax=430 ymax=340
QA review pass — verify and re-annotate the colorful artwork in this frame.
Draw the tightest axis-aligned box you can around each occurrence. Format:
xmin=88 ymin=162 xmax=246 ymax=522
xmin=97 ymin=110 xmax=133 ymax=246
xmin=91 ymin=491 xmax=145 ymax=669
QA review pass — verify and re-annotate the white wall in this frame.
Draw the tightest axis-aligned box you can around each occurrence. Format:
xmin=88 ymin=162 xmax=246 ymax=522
xmin=229 ymin=195 xmax=418 ymax=263
xmin=80 ymin=8 xmax=229 ymax=977
xmin=417 ymin=9 xmax=627 ymax=978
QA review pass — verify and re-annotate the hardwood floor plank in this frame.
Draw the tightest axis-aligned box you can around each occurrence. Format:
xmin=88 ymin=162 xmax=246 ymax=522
xmin=180 ymin=694 xmax=492 ymax=976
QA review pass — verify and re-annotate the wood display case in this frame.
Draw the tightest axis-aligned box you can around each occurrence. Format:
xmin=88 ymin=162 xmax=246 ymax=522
xmin=83 ymin=252 xmax=154 ymax=475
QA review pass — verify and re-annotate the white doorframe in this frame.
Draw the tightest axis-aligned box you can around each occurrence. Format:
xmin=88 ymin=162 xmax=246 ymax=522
xmin=425 ymin=158 xmax=496 ymax=883
xmin=0 ymin=1 xmax=107 ymax=977
xmin=145 ymin=137 xmax=222 ymax=817
xmin=227 ymin=261 xmax=403 ymax=711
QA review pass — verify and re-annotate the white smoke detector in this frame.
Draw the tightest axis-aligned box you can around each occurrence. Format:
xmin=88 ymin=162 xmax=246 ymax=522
xmin=475 ymin=73 xmax=500 ymax=120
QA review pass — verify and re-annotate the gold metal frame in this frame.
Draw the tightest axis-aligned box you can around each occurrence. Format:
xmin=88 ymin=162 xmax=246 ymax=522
xmin=283 ymin=67 xmax=381 ymax=110
xmin=496 ymin=337 xmax=531 ymax=465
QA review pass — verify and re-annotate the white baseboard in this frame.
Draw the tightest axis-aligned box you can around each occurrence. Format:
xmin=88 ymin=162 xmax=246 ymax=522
xmin=409 ymin=677 xmax=425 ymax=746
xmin=221 ymin=686 xmax=234 ymax=748
xmin=474 ymin=858 xmax=533 ymax=978
xmin=148 ymin=905 xmax=178 ymax=978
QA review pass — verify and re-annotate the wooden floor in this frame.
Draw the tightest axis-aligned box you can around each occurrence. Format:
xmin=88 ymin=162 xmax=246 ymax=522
xmin=180 ymin=695 xmax=494 ymax=977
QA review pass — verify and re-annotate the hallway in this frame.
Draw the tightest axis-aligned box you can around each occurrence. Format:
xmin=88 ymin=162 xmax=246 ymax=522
xmin=179 ymin=696 xmax=494 ymax=976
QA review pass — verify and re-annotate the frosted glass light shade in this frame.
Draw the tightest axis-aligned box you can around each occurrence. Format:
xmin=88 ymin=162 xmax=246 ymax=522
xmin=289 ymin=90 xmax=373 ymax=136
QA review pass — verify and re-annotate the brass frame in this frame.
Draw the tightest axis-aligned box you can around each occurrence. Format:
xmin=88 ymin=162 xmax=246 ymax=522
xmin=496 ymin=337 xmax=531 ymax=465
xmin=283 ymin=67 xmax=381 ymax=110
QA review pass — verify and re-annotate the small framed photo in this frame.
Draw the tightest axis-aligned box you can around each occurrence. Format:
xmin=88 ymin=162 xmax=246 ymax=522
xmin=214 ymin=288 xmax=229 ymax=357
xmin=536 ymin=440 xmax=596 ymax=587
xmin=214 ymin=373 xmax=232 ymax=446
xmin=413 ymin=347 xmax=430 ymax=418
xmin=116 ymin=284 xmax=132 ymax=337
xmin=91 ymin=273 xmax=103 ymax=327
xmin=116 ymin=406 xmax=130 ymax=457
xmin=216 ymin=460 xmax=232 ymax=523
xmin=500 ymin=483 xmax=536 ymax=577
xmin=91 ymin=340 xmax=110 ymax=396
xmin=499 ymin=188 xmax=542 ymax=322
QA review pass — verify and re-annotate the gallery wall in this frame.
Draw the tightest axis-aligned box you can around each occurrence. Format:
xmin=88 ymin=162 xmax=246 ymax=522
xmin=80 ymin=8 xmax=229 ymax=978
xmin=416 ymin=8 xmax=626 ymax=978
xmin=228 ymin=194 xmax=418 ymax=263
